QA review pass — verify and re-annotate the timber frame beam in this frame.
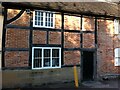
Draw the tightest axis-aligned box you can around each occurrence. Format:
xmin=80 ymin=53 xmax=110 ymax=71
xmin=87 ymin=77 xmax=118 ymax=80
xmin=6 ymin=10 xmax=25 ymax=24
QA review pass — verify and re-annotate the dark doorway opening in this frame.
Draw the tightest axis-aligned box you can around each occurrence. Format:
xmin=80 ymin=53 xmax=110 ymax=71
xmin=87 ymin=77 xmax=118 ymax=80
xmin=82 ymin=51 xmax=94 ymax=81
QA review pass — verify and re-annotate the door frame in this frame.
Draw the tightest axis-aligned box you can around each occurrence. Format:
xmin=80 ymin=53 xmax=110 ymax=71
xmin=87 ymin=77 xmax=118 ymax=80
xmin=80 ymin=48 xmax=97 ymax=82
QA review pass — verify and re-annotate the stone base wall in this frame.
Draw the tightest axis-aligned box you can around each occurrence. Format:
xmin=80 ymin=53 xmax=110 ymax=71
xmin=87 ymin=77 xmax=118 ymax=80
xmin=2 ymin=67 xmax=80 ymax=88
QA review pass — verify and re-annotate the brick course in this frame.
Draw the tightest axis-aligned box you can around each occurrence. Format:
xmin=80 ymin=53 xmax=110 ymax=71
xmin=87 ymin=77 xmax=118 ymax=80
xmin=49 ymin=32 xmax=61 ymax=44
xmin=64 ymin=51 xmax=80 ymax=65
xmin=5 ymin=51 xmax=29 ymax=67
xmin=64 ymin=32 xmax=80 ymax=48
xmin=33 ymin=30 xmax=46 ymax=44
xmin=5 ymin=29 xmax=29 ymax=48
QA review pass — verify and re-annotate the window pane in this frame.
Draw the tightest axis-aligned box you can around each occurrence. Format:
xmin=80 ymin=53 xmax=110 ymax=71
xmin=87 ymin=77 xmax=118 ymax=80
xmin=48 ymin=23 xmax=50 ymax=27
xmin=49 ymin=13 xmax=50 ymax=17
xmin=38 ymin=11 xmax=40 ymax=16
xmin=52 ymin=49 xmax=59 ymax=57
xmin=41 ymin=12 xmax=43 ymax=16
xmin=51 ymin=13 xmax=53 ymax=17
xmin=41 ymin=22 xmax=43 ymax=26
xmin=35 ymin=11 xmax=37 ymax=16
xmin=45 ymin=17 xmax=47 ymax=22
xmin=38 ymin=22 xmax=40 ymax=25
xmin=34 ymin=59 xmax=42 ymax=68
xmin=41 ymin=17 xmax=43 ymax=22
xmin=48 ymin=18 xmax=50 ymax=22
xmin=52 ymin=58 xmax=59 ymax=67
xmin=34 ymin=49 xmax=42 ymax=57
xmin=35 ymin=21 xmax=37 ymax=25
xmin=44 ymin=58 xmax=50 ymax=67
xmin=38 ymin=17 xmax=40 ymax=20
xmin=46 ymin=12 xmax=47 ymax=17
xmin=51 ymin=23 xmax=53 ymax=27
xmin=35 ymin=16 xmax=37 ymax=20
xmin=44 ymin=49 xmax=50 ymax=57
xmin=45 ymin=22 xmax=47 ymax=26
xmin=34 ymin=49 xmax=42 ymax=68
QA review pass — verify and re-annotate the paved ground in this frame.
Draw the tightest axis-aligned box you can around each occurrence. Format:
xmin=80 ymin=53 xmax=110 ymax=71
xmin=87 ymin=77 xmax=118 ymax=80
xmin=82 ymin=79 xmax=119 ymax=88
xmin=2 ymin=79 xmax=120 ymax=89
xmin=38 ymin=79 xmax=120 ymax=88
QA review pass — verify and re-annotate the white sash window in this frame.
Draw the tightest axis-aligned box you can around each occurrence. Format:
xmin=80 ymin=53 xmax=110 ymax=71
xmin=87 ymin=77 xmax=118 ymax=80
xmin=32 ymin=47 xmax=61 ymax=69
xmin=114 ymin=48 xmax=120 ymax=66
xmin=33 ymin=10 xmax=55 ymax=28
xmin=114 ymin=19 xmax=120 ymax=34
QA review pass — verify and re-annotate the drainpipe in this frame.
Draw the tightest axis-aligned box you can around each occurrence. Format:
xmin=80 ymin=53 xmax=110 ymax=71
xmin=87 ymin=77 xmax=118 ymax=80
xmin=0 ymin=2 xmax=4 ymax=90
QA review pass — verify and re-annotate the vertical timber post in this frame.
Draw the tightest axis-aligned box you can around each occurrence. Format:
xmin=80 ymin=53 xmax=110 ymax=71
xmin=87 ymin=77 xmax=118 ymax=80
xmin=2 ymin=8 xmax=7 ymax=68
xmin=29 ymin=10 xmax=33 ymax=68
xmin=94 ymin=17 xmax=97 ymax=80
xmin=61 ymin=12 xmax=64 ymax=65
xmin=80 ymin=15 xmax=83 ymax=81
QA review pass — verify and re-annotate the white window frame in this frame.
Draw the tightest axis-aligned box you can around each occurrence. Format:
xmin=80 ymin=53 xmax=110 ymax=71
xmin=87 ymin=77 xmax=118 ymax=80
xmin=82 ymin=17 xmax=86 ymax=31
xmin=114 ymin=48 xmax=120 ymax=66
xmin=32 ymin=47 xmax=61 ymax=69
xmin=114 ymin=19 xmax=120 ymax=34
xmin=33 ymin=10 xmax=55 ymax=28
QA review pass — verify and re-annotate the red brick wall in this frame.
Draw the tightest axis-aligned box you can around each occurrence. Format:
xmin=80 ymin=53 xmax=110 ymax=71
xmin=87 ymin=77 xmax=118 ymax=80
xmin=83 ymin=17 xmax=95 ymax=31
xmin=83 ymin=33 xmax=94 ymax=48
xmin=97 ymin=19 xmax=120 ymax=75
xmin=64 ymin=15 xmax=80 ymax=30
xmin=5 ymin=51 xmax=29 ymax=67
xmin=6 ymin=29 xmax=29 ymax=48
xmin=33 ymin=30 xmax=46 ymax=44
xmin=64 ymin=32 xmax=80 ymax=48
xmin=64 ymin=51 xmax=80 ymax=65
xmin=49 ymin=32 xmax=61 ymax=44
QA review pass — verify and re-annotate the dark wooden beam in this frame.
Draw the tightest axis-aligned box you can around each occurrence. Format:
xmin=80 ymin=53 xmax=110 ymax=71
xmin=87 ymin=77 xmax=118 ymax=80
xmin=61 ymin=12 xmax=64 ymax=65
xmin=64 ymin=30 xmax=80 ymax=33
xmin=33 ymin=27 xmax=61 ymax=32
xmin=5 ymin=48 xmax=29 ymax=51
xmin=80 ymin=16 xmax=83 ymax=48
xmin=61 ymin=64 xmax=80 ymax=67
xmin=64 ymin=48 xmax=80 ymax=51
xmin=32 ymin=44 xmax=61 ymax=47
xmin=29 ymin=11 xmax=33 ymax=67
xmin=82 ymin=31 xmax=94 ymax=33
xmin=95 ymin=17 xmax=98 ymax=47
xmin=7 ymin=25 xmax=30 ymax=30
xmin=2 ymin=8 xmax=7 ymax=68
xmin=80 ymin=48 xmax=97 ymax=51
xmin=6 ymin=10 xmax=25 ymax=24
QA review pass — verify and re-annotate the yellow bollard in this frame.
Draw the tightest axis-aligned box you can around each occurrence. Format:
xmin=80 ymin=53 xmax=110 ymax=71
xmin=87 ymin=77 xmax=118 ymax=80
xmin=73 ymin=66 xmax=79 ymax=88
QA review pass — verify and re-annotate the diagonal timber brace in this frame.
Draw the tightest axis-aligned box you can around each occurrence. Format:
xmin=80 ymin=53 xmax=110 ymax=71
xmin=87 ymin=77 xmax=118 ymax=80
xmin=6 ymin=9 xmax=25 ymax=24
